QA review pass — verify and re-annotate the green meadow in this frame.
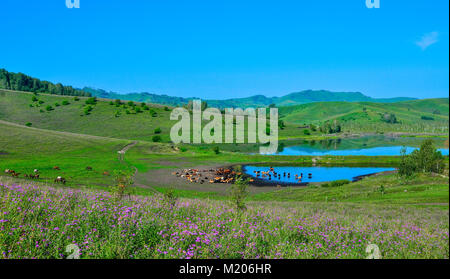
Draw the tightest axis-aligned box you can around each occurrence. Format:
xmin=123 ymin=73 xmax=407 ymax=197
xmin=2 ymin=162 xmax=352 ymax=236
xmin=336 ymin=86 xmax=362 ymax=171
xmin=0 ymin=89 xmax=449 ymax=259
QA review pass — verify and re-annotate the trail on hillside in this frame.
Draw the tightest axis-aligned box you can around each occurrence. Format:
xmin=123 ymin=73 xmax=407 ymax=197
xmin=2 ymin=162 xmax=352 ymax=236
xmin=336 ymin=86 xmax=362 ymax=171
xmin=117 ymin=141 xmax=159 ymax=194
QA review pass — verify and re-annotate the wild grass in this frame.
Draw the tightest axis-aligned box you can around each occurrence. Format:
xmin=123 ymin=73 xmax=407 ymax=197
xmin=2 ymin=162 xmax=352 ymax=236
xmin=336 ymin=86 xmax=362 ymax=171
xmin=0 ymin=181 xmax=448 ymax=259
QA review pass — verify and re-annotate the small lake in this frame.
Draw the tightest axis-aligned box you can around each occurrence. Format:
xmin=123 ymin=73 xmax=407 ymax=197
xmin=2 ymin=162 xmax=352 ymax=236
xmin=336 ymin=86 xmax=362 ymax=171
xmin=275 ymin=146 xmax=449 ymax=156
xmin=271 ymin=136 xmax=449 ymax=156
xmin=243 ymin=165 xmax=396 ymax=184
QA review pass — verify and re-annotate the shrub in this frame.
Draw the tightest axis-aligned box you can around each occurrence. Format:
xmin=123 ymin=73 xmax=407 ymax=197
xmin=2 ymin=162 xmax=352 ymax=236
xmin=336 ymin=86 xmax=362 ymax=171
xmin=29 ymin=104 xmax=33 ymax=107
xmin=84 ymin=105 xmax=93 ymax=115
xmin=163 ymin=189 xmax=178 ymax=209
xmin=54 ymin=103 xmax=60 ymax=107
xmin=151 ymin=111 xmax=157 ymax=117
xmin=39 ymin=109 xmax=44 ymax=113
xmin=381 ymin=113 xmax=397 ymax=124
xmin=85 ymin=97 xmax=97 ymax=105
xmin=109 ymin=101 xmax=114 ymax=105
xmin=213 ymin=146 xmax=220 ymax=154
xmin=303 ymin=129 xmax=311 ymax=135
xmin=230 ymin=175 xmax=249 ymax=211
xmin=38 ymin=100 xmax=44 ymax=104
xmin=164 ymin=106 xmax=170 ymax=111
xmin=125 ymin=110 xmax=131 ymax=114
xmin=31 ymin=96 xmax=38 ymax=102
xmin=73 ymin=97 xmax=80 ymax=101
xmin=152 ymin=135 xmax=162 ymax=142
xmin=114 ymin=111 xmax=121 ymax=118
xmin=111 ymin=170 xmax=134 ymax=200
xmin=421 ymin=116 xmax=434 ymax=121
xmin=399 ymin=140 xmax=445 ymax=177
xmin=25 ymin=122 xmax=32 ymax=127
xmin=154 ymin=127 xmax=162 ymax=134
xmin=134 ymin=107 xmax=142 ymax=113
xmin=127 ymin=101 xmax=134 ymax=107
xmin=62 ymin=100 xmax=70 ymax=105
xmin=45 ymin=105 xmax=53 ymax=111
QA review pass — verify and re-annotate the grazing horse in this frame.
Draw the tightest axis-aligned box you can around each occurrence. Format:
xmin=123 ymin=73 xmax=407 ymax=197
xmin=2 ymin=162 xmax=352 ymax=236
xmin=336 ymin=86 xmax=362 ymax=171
xmin=54 ymin=176 xmax=66 ymax=184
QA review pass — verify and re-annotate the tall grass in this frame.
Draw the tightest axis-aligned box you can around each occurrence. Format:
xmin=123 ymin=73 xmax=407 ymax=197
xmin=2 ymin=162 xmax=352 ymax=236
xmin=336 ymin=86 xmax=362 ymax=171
xmin=1 ymin=182 xmax=448 ymax=259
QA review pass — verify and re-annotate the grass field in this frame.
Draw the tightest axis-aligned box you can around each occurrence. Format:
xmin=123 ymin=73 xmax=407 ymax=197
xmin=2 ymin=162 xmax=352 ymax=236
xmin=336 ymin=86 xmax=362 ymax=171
xmin=1 ymin=181 xmax=448 ymax=259
xmin=1 ymin=89 xmax=449 ymax=259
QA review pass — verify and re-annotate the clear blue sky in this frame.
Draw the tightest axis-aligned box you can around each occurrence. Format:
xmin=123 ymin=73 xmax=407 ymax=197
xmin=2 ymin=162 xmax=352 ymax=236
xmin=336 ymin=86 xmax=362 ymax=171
xmin=1 ymin=0 xmax=448 ymax=99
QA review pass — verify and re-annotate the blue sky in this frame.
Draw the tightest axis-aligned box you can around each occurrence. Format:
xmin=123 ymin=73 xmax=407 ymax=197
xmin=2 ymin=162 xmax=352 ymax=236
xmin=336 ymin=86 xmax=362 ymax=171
xmin=1 ymin=0 xmax=448 ymax=99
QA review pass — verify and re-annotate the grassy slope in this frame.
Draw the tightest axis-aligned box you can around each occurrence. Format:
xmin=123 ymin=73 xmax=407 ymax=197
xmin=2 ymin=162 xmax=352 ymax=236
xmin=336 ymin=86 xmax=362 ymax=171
xmin=0 ymin=121 xmax=133 ymax=188
xmin=279 ymin=98 xmax=449 ymax=134
xmin=1 ymin=90 xmax=448 ymax=145
xmin=0 ymin=89 xmax=174 ymax=142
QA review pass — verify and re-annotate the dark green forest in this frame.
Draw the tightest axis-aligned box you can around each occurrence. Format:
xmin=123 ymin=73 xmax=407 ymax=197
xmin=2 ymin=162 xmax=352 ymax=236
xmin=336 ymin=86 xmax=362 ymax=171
xmin=0 ymin=69 xmax=91 ymax=97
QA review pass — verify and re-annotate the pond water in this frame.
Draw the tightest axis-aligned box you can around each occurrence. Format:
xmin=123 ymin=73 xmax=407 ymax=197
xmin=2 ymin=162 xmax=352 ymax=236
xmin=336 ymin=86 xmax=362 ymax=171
xmin=243 ymin=165 xmax=396 ymax=184
xmin=271 ymin=136 xmax=449 ymax=156
xmin=275 ymin=145 xmax=449 ymax=156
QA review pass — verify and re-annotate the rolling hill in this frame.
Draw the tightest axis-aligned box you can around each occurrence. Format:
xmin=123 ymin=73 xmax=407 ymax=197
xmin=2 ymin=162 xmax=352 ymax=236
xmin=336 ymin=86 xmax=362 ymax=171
xmin=0 ymin=89 xmax=448 ymax=142
xmin=85 ymin=87 xmax=416 ymax=108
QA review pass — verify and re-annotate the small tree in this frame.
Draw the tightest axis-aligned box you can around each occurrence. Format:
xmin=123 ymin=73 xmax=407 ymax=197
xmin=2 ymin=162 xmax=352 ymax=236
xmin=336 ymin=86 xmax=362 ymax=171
xmin=111 ymin=170 xmax=134 ymax=200
xmin=230 ymin=175 xmax=249 ymax=211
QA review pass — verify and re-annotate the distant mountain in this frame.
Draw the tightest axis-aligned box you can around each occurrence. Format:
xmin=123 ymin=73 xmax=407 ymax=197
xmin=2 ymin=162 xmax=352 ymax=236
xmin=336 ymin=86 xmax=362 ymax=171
xmin=84 ymin=87 xmax=416 ymax=108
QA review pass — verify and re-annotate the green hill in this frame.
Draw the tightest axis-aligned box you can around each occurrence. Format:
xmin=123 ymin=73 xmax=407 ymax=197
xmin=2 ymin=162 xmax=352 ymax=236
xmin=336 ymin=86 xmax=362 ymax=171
xmin=279 ymin=98 xmax=449 ymax=134
xmin=0 ymin=89 xmax=448 ymax=142
xmin=85 ymin=87 xmax=416 ymax=109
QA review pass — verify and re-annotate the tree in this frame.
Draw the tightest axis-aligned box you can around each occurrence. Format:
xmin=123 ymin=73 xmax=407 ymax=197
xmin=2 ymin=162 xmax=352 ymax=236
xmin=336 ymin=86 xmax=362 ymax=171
xmin=230 ymin=175 xmax=249 ymax=211
xmin=398 ymin=140 xmax=445 ymax=177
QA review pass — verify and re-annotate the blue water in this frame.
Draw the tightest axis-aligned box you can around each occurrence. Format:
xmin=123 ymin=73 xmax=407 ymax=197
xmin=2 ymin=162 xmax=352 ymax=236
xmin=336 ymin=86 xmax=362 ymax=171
xmin=274 ymin=146 xmax=449 ymax=156
xmin=243 ymin=166 xmax=396 ymax=184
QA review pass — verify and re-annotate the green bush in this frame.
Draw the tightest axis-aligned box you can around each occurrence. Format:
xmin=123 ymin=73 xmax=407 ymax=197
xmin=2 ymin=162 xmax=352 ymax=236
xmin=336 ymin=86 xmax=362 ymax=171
xmin=31 ymin=96 xmax=38 ymax=102
xmin=25 ymin=122 xmax=32 ymax=127
xmin=152 ymin=135 xmax=162 ymax=142
xmin=421 ymin=116 xmax=434 ymax=121
xmin=399 ymin=139 xmax=445 ymax=177
xmin=38 ymin=100 xmax=44 ymax=104
xmin=213 ymin=146 xmax=220 ymax=154
xmin=230 ymin=175 xmax=249 ymax=211
xmin=73 ymin=97 xmax=80 ymax=101
xmin=154 ymin=127 xmax=162 ymax=134
xmin=164 ymin=106 xmax=170 ymax=111
xmin=62 ymin=100 xmax=70 ymax=105
xmin=45 ymin=105 xmax=53 ymax=111
xmin=54 ymin=103 xmax=60 ymax=107
xmin=85 ymin=97 xmax=97 ymax=105
xmin=84 ymin=105 xmax=93 ymax=115
xmin=303 ymin=129 xmax=311 ymax=135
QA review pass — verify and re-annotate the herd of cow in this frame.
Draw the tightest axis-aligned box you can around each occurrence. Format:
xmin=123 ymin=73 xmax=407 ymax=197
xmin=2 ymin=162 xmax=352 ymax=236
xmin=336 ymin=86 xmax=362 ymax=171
xmin=253 ymin=167 xmax=312 ymax=182
xmin=172 ymin=167 xmax=251 ymax=184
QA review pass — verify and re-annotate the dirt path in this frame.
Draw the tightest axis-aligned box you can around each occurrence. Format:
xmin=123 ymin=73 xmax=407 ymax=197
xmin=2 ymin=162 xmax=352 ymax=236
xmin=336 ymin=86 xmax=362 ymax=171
xmin=117 ymin=141 xmax=159 ymax=194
